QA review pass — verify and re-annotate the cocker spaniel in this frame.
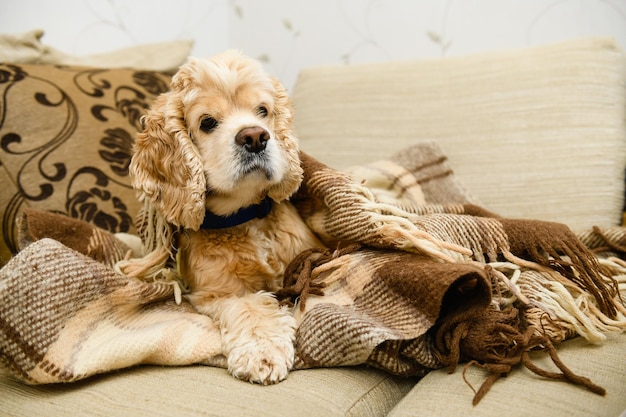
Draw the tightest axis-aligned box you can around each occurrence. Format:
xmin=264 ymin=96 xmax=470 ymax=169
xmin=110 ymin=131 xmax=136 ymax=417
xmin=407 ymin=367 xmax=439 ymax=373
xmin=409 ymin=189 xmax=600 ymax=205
xmin=122 ymin=50 xmax=323 ymax=384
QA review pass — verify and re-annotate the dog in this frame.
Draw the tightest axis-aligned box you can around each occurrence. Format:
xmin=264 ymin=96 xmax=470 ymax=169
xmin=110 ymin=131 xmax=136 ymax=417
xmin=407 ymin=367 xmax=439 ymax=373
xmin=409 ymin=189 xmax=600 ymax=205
xmin=126 ymin=50 xmax=323 ymax=384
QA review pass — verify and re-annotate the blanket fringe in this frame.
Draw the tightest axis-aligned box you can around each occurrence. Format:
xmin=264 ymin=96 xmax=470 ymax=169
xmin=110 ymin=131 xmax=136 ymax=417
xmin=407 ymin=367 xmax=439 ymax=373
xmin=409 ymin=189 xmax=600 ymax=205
xmin=463 ymin=336 xmax=606 ymax=406
xmin=298 ymin=165 xmax=474 ymax=262
xmin=521 ymin=340 xmax=606 ymax=396
xmin=432 ymin=253 xmax=624 ymax=406
xmin=499 ymin=219 xmax=620 ymax=319
xmin=277 ymin=244 xmax=362 ymax=311
xmin=491 ymin=258 xmax=626 ymax=344
xmin=435 ymin=303 xmax=607 ymax=405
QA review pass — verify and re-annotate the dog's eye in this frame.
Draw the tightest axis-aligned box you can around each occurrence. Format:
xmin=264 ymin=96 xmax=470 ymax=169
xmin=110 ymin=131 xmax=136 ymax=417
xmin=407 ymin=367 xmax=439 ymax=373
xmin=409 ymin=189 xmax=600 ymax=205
xmin=256 ymin=106 xmax=269 ymax=117
xmin=200 ymin=117 xmax=218 ymax=132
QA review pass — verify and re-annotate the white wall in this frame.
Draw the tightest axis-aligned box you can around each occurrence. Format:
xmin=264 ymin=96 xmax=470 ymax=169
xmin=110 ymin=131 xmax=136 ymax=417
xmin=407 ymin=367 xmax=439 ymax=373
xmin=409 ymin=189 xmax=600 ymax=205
xmin=1 ymin=0 xmax=625 ymax=90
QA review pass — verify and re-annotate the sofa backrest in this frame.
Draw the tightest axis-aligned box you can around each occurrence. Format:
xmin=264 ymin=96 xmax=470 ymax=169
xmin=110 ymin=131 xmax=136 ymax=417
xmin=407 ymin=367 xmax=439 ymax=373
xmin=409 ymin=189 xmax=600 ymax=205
xmin=292 ymin=37 xmax=626 ymax=233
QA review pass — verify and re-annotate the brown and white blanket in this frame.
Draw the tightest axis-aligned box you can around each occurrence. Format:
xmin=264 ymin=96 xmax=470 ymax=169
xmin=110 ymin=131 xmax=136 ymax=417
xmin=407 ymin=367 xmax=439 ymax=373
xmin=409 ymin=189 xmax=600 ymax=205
xmin=1 ymin=141 xmax=625 ymax=405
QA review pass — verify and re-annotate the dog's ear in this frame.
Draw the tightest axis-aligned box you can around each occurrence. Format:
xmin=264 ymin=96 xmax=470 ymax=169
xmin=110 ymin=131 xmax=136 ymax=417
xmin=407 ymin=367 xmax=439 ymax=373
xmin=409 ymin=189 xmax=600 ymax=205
xmin=266 ymin=77 xmax=304 ymax=202
xmin=130 ymin=90 xmax=206 ymax=230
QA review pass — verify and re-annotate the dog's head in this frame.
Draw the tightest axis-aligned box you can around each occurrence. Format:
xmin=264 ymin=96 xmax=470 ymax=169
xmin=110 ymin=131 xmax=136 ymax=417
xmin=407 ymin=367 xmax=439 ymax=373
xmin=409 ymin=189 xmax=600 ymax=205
xmin=131 ymin=50 xmax=303 ymax=230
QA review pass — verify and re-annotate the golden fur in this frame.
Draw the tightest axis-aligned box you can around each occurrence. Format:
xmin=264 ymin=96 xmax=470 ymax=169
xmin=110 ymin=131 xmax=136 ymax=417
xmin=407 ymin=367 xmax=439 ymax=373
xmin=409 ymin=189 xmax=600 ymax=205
xmin=121 ymin=51 xmax=323 ymax=384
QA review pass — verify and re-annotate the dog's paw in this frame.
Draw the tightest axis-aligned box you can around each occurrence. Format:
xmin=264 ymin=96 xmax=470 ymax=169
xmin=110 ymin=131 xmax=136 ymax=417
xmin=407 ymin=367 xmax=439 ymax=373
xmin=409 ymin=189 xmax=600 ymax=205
xmin=203 ymin=292 xmax=297 ymax=385
xmin=228 ymin=333 xmax=295 ymax=385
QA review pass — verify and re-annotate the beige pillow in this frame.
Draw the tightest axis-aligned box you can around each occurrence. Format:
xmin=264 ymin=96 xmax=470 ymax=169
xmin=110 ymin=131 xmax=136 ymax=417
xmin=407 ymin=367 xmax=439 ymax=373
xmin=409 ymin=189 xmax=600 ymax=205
xmin=0 ymin=29 xmax=193 ymax=72
xmin=292 ymin=38 xmax=626 ymax=233
xmin=0 ymin=63 xmax=171 ymax=265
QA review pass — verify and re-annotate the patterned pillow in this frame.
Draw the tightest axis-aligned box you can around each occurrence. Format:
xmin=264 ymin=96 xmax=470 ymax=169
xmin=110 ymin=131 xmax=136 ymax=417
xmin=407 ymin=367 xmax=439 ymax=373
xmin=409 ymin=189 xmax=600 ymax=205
xmin=0 ymin=63 xmax=171 ymax=265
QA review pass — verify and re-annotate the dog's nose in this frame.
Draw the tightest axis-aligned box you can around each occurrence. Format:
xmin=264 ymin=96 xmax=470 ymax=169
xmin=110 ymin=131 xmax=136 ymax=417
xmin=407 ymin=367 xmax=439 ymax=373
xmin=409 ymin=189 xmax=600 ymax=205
xmin=235 ymin=127 xmax=269 ymax=153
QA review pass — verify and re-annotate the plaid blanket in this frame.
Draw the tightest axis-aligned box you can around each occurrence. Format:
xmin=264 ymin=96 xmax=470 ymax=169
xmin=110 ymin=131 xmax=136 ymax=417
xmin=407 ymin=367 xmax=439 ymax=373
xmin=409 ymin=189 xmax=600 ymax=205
xmin=1 ymin=141 xmax=625 ymax=405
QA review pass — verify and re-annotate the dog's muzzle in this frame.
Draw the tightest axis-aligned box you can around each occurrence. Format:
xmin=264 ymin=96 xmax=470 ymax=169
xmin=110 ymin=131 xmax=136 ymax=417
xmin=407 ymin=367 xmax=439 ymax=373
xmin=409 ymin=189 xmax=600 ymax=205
xmin=236 ymin=126 xmax=269 ymax=153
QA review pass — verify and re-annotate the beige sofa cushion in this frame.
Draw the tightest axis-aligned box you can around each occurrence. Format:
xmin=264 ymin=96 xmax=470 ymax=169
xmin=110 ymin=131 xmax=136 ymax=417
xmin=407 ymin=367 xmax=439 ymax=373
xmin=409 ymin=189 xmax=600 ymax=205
xmin=388 ymin=332 xmax=626 ymax=417
xmin=0 ymin=366 xmax=415 ymax=417
xmin=292 ymin=37 xmax=626 ymax=233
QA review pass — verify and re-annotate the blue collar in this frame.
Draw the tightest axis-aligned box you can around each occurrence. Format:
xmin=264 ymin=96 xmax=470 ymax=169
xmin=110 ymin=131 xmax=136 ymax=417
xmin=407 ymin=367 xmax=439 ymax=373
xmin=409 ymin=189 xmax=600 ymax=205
xmin=200 ymin=196 xmax=273 ymax=230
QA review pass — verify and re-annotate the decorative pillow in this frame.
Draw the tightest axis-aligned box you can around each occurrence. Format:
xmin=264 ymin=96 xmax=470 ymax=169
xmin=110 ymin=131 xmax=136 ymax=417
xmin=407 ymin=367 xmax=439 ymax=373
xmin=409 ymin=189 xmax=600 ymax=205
xmin=292 ymin=37 xmax=626 ymax=233
xmin=0 ymin=63 xmax=171 ymax=265
xmin=0 ymin=29 xmax=193 ymax=73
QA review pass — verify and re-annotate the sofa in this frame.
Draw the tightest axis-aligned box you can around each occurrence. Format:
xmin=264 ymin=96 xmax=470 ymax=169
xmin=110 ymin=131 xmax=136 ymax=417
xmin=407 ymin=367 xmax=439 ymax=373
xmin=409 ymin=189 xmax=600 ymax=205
xmin=1 ymin=35 xmax=625 ymax=416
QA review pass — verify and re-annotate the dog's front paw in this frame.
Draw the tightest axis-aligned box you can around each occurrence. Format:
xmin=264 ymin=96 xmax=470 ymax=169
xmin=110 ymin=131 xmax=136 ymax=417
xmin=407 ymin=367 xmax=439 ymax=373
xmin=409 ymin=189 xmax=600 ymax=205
xmin=228 ymin=333 xmax=295 ymax=385
xmin=200 ymin=292 xmax=297 ymax=385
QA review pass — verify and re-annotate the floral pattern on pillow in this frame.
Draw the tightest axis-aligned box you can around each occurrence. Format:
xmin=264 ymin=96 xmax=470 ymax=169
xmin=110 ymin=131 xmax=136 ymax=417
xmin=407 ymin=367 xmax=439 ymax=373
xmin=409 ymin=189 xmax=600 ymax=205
xmin=0 ymin=63 xmax=171 ymax=264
